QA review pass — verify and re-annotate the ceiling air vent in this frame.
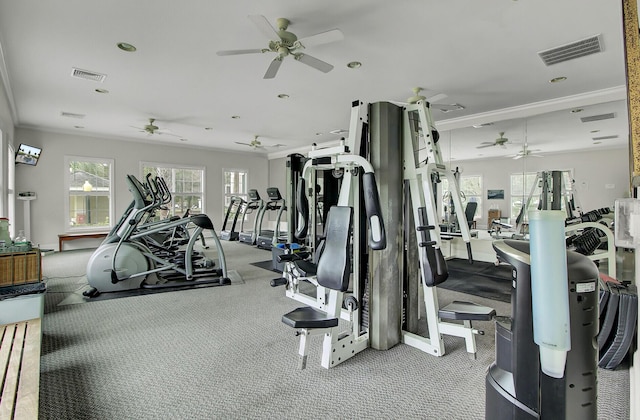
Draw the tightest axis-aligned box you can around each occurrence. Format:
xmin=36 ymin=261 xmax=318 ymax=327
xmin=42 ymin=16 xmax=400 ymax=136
xmin=592 ymin=135 xmax=619 ymax=141
xmin=70 ymin=68 xmax=107 ymax=83
xmin=60 ymin=111 xmax=86 ymax=119
xmin=538 ymin=35 xmax=603 ymax=66
xmin=580 ymin=113 xmax=615 ymax=123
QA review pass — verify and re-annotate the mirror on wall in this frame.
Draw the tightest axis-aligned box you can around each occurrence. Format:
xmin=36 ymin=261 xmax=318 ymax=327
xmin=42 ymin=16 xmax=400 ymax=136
xmin=439 ymin=99 xmax=629 ymax=229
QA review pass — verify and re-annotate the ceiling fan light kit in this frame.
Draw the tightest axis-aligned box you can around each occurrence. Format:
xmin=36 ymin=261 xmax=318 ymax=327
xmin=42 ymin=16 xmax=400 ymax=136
xmin=216 ymin=15 xmax=344 ymax=79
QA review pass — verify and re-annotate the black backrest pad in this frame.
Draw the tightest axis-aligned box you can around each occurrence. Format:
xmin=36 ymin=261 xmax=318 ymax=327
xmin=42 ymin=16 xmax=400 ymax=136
xmin=317 ymin=206 xmax=352 ymax=292
xmin=465 ymin=201 xmax=478 ymax=222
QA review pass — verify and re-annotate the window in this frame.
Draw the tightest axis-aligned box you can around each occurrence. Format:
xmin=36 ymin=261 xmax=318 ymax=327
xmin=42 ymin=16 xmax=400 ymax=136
xmin=65 ymin=157 xmax=114 ymax=231
xmin=223 ymin=169 xmax=248 ymax=212
xmin=142 ymin=163 xmax=205 ymax=217
xmin=441 ymin=174 xmax=482 ymax=221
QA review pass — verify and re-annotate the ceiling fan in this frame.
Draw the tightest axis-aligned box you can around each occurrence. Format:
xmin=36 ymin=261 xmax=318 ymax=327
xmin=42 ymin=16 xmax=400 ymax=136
xmin=391 ymin=87 xmax=465 ymax=113
xmin=131 ymin=118 xmax=181 ymax=137
xmin=235 ymin=135 xmax=284 ymax=150
xmin=477 ymin=132 xmax=511 ymax=149
xmin=216 ymin=15 xmax=344 ymax=79
xmin=513 ymin=143 xmax=543 ymax=160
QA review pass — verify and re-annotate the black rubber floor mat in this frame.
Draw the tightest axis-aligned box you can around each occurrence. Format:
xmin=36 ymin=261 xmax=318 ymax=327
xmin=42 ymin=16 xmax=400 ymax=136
xmin=437 ymin=258 xmax=512 ymax=302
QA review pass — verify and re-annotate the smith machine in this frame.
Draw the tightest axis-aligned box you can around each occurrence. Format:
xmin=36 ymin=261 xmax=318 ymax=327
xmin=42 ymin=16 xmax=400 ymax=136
xmin=278 ymin=99 xmax=494 ymax=369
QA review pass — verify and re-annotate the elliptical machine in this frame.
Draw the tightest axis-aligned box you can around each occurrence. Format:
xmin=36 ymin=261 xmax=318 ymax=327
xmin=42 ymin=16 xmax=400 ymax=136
xmin=486 ymin=238 xmax=599 ymax=419
xmin=84 ymin=174 xmax=230 ymax=297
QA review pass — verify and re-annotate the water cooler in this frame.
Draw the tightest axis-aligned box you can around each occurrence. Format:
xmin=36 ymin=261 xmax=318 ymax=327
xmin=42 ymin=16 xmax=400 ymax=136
xmin=485 ymin=239 xmax=599 ymax=419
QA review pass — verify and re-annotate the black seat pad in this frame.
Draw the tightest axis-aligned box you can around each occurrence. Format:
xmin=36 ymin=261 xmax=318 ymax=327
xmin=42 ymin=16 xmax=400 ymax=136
xmin=282 ymin=306 xmax=338 ymax=329
xmin=293 ymin=260 xmax=317 ymax=277
xmin=438 ymin=301 xmax=496 ymax=321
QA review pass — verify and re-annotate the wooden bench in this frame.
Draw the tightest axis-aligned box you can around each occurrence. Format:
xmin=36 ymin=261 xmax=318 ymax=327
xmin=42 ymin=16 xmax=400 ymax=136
xmin=0 ymin=318 xmax=41 ymax=419
xmin=58 ymin=232 xmax=108 ymax=251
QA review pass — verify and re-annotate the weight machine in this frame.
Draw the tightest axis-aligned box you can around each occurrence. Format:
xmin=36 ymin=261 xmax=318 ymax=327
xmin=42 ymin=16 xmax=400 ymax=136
xmin=400 ymin=99 xmax=494 ymax=358
xmin=279 ymin=100 xmax=387 ymax=369
xmin=515 ymin=170 xmax=580 ymax=234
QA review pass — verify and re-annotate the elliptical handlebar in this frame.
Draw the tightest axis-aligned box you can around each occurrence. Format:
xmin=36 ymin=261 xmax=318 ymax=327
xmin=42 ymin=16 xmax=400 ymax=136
xmin=156 ymin=177 xmax=172 ymax=205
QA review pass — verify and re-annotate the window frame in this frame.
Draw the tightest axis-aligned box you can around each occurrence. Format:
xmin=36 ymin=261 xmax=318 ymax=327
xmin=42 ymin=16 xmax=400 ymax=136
xmin=64 ymin=155 xmax=114 ymax=233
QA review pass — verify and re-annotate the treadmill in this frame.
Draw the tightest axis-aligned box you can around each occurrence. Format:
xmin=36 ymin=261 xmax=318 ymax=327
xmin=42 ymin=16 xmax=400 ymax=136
xmin=220 ymin=195 xmax=245 ymax=241
xmin=238 ymin=189 xmax=265 ymax=245
xmin=256 ymin=187 xmax=286 ymax=250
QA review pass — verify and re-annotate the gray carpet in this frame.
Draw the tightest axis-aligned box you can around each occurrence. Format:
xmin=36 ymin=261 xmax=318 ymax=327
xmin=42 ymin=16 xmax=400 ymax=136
xmin=38 ymin=242 xmax=630 ymax=419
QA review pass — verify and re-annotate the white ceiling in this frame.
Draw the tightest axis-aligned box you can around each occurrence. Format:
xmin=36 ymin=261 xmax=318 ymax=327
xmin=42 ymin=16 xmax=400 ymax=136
xmin=0 ymin=0 xmax=629 ymax=161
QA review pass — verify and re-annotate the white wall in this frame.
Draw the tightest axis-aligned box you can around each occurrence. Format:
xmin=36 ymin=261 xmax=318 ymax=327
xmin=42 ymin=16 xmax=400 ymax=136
xmin=268 ymin=156 xmax=287 ymax=194
xmin=0 ymin=76 xmax=15 ymax=217
xmin=13 ymin=128 xmax=269 ymax=249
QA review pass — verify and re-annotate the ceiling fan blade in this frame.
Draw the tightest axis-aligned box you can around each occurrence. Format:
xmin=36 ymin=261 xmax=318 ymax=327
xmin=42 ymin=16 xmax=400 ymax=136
xmin=156 ymin=130 xmax=181 ymax=138
xmin=216 ymin=49 xmax=264 ymax=56
xmin=298 ymin=29 xmax=344 ymax=48
xmin=249 ymin=15 xmax=279 ymax=39
xmin=513 ymin=155 xmax=524 ymax=160
xmin=235 ymin=141 xmax=252 ymax=146
xmin=264 ymin=58 xmax=283 ymax=79
xmin=476 ymin=143 xmax=495 ymax=149
xmin=427 ymin=93 xmax=448 ymax=103
xmin=432 ymin=103 xmax=465 ymax=112
xmin=295 ymin=53 xmax=333 ymax=73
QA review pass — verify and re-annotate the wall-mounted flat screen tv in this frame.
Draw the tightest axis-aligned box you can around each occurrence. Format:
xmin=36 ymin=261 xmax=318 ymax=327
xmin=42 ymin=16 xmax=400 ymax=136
xmin=15 ymin=143 xmax=42 ymax=166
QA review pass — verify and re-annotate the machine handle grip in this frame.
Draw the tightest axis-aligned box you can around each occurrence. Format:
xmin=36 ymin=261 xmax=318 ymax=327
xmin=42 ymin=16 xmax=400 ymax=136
xmin=363 ymin=172 xmax=386 ymax=250
xmin=270 ymin=278 xmax=287 ymax=287
xmin=294 ymin=179 xmax=309 ymax=240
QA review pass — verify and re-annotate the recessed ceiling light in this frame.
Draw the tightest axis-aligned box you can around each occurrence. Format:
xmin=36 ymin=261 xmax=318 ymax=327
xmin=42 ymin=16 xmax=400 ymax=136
xmin=204 ymin=127 xmax=213 ymax=131
xmin=315 ymin=132 xmax=323 ymax=136
xmin=179 ymin=138 xmax=188 ymax=142
xmin=347 ymin=61 xmax=362 ymax=69
xmin=549 ymin=76 xmax=567 ymax=83
xmin=74 ymin=125 xmax=84 ymax=129
xmin=277 ymin=93 xmax=290 ymax=99
xmin=590 ymin=130 xmax=600 ymax=133
xmin=571 ymin=108 xmax=583 ymax=113
xmin=117 ymin=42 xmax=137 ymax=52
xmin=231 ymin=115 xmax=240 ymax=119
xmin=95 ymin=88 xmax=109 ymax=94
